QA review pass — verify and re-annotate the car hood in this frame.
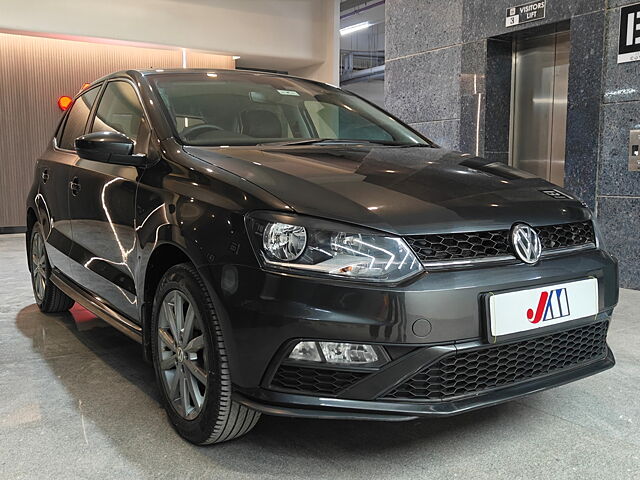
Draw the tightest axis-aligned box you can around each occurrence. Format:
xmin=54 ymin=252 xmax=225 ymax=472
xmin=184 ymin=145 xmax=590 ymax=235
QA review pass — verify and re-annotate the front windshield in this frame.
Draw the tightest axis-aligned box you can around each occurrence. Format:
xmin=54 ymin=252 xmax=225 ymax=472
xmin=150 ymin=72 xmax=432 ymax=147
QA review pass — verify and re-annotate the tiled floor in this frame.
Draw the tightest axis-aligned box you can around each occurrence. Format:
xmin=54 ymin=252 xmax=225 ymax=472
xmin=0 ymin=233 xmax=638 ymax=479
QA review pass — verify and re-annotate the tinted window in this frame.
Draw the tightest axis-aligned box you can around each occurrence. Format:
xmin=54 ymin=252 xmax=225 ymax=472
xmin=92 ymin=81 xmax=144 ymax=141
xmin=58 ymin=87 xmax=99 ymax=150
xmin=151 ymin=73 xmax=430 ymax=147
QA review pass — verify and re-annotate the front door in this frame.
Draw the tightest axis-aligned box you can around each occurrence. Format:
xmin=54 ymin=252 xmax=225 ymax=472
xmin=68 ymin=80 xmax=150 ymax=321
xmin=38 ymin=86 xmax=100 ymax=277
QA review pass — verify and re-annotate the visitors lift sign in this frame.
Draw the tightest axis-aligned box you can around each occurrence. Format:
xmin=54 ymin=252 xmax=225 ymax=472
xmin=506 ymin=1 xmax=546 ymax=27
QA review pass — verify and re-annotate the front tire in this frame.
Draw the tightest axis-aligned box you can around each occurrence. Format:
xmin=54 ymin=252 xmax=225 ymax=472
xmin=29 ymin=225 xmax=74 ymax=313
xmin=151 ymin=263 xmax=260 ymax=445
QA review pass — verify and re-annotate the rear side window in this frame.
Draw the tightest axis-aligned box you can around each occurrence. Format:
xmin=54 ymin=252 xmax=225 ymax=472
xmin=58 ymin=87 xmax=100 ymax=150
xmin=92 ymin=81 xmax=144 ymax=141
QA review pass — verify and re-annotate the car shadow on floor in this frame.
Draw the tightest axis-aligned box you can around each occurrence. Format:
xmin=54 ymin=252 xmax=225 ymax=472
xmin=14 ymin=303 xmax=529 ymax=477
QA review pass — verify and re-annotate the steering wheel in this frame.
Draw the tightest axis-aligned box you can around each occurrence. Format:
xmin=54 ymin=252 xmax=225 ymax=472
xmin=181 ymin=124 xmax=224 ymax=140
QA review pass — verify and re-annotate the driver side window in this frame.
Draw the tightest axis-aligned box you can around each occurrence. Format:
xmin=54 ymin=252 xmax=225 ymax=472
xmin=58 ymin=87 xmax=100 ymax=150
xmin=92 ymin=81 xmax=144 ymax=141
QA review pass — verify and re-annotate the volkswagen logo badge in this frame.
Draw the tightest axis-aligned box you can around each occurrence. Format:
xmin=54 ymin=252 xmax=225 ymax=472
xmin=511 ymin=223 xmax=542 ymax=264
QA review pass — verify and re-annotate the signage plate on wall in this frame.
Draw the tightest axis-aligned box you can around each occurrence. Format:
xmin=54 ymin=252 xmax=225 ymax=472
xmin=506 ymin=1 xmax=546 ymax=27
xmin=618 ymin=2 xmax=640 ymax=64
xmin=629 ymin=130 xmax=640 ymax=171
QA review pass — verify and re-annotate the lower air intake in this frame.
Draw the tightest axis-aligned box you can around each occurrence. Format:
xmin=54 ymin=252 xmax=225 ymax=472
xmin=383 ymin=321 xmax=609 ymax=401
xmin=270 ymin=365 xmax=369 ymax=396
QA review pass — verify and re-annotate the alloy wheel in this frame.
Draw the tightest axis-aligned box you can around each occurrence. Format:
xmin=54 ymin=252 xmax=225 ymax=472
xmin=31 ymin=231 xmax=47 ymax=303
xmin=157 ymin=290 xmax=209 ymax=420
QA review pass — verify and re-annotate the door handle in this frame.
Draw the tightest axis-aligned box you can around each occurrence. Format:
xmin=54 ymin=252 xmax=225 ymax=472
xmin=70 ymin=176 xmax=81 ymax=196
xmin=41 ymin=168 xmax=49 ymax=183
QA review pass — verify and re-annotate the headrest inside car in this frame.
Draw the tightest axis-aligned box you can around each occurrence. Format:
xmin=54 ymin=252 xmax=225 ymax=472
xmin=240 ymin=109 xmax=282 ymax=138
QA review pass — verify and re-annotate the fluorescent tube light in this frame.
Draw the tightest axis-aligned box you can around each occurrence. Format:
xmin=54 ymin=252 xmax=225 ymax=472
xmin=340 ymin=21 xmax=371 ymax=36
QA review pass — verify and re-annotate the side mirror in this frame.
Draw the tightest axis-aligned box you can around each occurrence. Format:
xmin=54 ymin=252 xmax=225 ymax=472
xmin=75 ymin=131 xmax=147 ymax=167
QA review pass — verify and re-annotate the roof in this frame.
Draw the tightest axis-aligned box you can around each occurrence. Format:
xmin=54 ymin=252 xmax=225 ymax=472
xmin=90 ymin=68 xmax=328 ymax=88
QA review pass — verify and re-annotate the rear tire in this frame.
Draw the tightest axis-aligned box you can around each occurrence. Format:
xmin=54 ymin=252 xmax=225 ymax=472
xmin=151 ymin=263 xmax=260 ymax=445
xmin=29 ymin=224 xmax=74 ymax=313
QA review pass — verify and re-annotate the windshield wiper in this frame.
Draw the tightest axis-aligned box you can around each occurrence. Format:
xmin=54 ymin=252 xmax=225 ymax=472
xmin=395 ymin=143 xmax=433 ymax=148
xmin=258 ymin=138 xmax=363 ymax=147
xmin=257 ymin=138 xmax=426 ymax=147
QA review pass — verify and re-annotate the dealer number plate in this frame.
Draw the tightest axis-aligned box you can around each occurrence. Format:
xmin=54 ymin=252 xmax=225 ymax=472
xmin=489 ymin=278 xmax=598 ymax=337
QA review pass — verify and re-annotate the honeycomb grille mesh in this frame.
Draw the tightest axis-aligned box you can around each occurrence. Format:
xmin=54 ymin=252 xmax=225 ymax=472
xmin=537 ymin=221 xmax=595 ymax=249
xmin=270 ymin=365 xmax=369 ymax=396
xmin=405 ymin=221 xmax=595 ymax=263
xmin=383 ymin=321 xmax=609 ymax=402
xmin=404 ymin=230 xmax=510 ymax=261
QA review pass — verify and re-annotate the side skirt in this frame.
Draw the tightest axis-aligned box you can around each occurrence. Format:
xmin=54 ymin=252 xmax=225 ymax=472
xmin=51 ymin=270 xmax=143 ymax=343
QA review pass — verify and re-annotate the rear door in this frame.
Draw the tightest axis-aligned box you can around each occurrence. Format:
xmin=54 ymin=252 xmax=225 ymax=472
xmin=68 ymin=79 xmax=151 ymax=321
xmin=38 ymin=86 xmax=100 ymax=277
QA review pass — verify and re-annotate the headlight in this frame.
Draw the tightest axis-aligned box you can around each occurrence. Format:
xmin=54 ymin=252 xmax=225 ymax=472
xmin=262 ymin=222 xmax=307 ymax=261
xmin=246 ymin=212 xmax=423 ymax=283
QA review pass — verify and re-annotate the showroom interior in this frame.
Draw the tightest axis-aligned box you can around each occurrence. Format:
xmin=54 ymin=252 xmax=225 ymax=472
xmin=0 ymin=0 xmax=638 ymax=478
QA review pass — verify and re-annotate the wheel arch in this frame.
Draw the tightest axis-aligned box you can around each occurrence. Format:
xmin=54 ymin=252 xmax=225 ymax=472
xmin=140 ymin=239 xmax=238 ymax=378
xmin=141 ymin=241 xmax=191 ymax=362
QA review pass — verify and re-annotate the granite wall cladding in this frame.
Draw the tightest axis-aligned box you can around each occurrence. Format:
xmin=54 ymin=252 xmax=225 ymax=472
xmin=461 ymin=0 xmax=603 ymax=42
xmin=385 ymin=46 xmax=462 ymax=125
xmin=564 ymin=11 xmax=605 ymax=210
xmin=410 ymin=119 xmax=461 ymax=150
xmin=385 ymin=0 xmax=464 ymax=150
xmin=597 ymin=197 xmax=640 ymax=288
xmin=596 ymin=1 xmax=640 ymax=288
xmin=385 ymin=0 xmax=640 ymax=287
xmin=459 ymin=40 xmax=487 ymax=156
xmin=599 ymin=101 xmax=640 ymax=196
xmin=483 ymin=39 xmax=512 ymax=160
xmin=385 ymin=0 xmax=463 ymax=59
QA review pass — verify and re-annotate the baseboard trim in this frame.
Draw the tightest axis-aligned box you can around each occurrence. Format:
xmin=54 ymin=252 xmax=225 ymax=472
xmin=0 ymin=226 xmax=26 ymax=234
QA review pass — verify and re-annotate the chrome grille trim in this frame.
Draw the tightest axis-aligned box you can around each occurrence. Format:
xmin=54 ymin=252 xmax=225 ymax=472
xmin=407 ymin=221 xmax=597 ymax=269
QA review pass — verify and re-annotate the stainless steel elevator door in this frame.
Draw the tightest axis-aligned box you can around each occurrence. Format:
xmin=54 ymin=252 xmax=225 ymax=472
xmin=510 ymin=31 xmax=570 ymax=186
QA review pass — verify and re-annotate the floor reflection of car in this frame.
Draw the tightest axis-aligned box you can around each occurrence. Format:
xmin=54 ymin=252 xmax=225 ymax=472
xmin=26 ymin=69 xmax=619 ymax=445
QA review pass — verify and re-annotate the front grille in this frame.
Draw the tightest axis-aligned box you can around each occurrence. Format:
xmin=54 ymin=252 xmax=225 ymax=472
xmin=270 ymin=365 xmax=369 ymax=396
xmin=405 ymin=230 xmax=510 ymax=261
xmin=382 ymin=321 xmax=609 ymax=402
xmin=405 ymin=221 xmax=595 ymax=264
xmin=537 ymin=222 xmax=595 ymax=249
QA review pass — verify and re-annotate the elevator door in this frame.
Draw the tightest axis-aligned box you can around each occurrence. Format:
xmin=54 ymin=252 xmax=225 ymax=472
xmin=510 ymin=31 xmax=570 ymax=186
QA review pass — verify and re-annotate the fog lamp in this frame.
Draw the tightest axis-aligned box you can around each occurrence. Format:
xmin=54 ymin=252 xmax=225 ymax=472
xmin=287 ymin=341 xmax=389 ymax=367
xmin=288 ymin=341 xmax=322 ymax=362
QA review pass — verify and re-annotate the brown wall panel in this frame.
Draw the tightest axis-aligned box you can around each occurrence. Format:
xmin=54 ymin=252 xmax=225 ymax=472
xmin=187 ymin=51 xmax=236 ymax=69
xmin=0 ymin=32 xmax=233 ymax=227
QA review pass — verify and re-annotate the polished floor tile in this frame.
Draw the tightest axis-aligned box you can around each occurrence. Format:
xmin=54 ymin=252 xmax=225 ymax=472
xmin=1 ymin=233 xmax=638 ymax=479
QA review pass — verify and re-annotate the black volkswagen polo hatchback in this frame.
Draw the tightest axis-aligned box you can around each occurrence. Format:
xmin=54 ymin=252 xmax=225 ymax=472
xmin=27 ymin=69 xmax=619 ymax=444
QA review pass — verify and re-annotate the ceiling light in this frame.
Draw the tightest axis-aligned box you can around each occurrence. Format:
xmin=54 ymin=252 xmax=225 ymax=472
xmin=232 ymin=55 xmax=241 ymax=60
xmin=340 ymin=21 xmax=371 ymax=36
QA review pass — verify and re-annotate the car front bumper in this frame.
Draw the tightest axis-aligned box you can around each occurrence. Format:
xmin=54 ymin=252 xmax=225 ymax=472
xmin=234 ymin=346 xmax=615 ymax=421
xmin=205 ymin=248 xmax=618 ymax=419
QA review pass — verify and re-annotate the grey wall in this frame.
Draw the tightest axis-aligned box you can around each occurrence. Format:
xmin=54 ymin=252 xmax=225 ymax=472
xmin=385 ymin=0 xmax=640 ymax=289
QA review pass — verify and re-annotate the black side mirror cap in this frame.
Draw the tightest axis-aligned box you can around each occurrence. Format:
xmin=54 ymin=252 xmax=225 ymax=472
xmin=75 ymin=131 xmax=147 ymax=167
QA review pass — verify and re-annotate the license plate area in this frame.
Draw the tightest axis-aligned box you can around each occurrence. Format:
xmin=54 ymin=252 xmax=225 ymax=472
xmin=488 ymin=278 xmax=599 ymax=339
